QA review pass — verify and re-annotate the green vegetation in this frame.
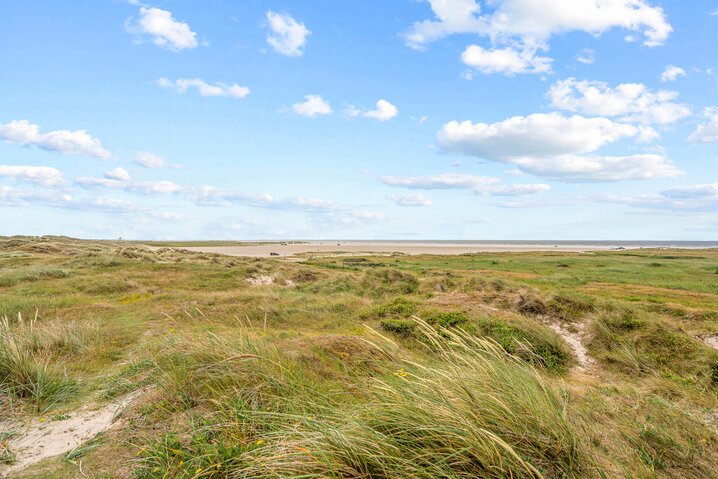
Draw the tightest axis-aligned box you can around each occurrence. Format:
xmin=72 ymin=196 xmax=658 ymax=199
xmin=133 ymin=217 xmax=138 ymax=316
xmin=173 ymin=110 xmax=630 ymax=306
xmin=0 ymin=236 xmax=716 ymax=478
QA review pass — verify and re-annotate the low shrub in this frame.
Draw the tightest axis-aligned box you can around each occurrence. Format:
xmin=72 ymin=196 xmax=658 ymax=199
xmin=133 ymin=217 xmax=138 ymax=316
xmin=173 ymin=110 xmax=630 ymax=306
xmin=380 ymin=318 xmax=416 ymax=336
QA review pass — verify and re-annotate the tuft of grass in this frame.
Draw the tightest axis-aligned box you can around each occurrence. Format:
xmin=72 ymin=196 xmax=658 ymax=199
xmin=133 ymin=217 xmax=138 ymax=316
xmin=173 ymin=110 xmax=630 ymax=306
xmin=0 ymin=266 xmax=70 ymax=287
xmin=0 ymin=314 xmax=81 ymax=411
xmin=0 ymin=431 xmax=17 ymax=465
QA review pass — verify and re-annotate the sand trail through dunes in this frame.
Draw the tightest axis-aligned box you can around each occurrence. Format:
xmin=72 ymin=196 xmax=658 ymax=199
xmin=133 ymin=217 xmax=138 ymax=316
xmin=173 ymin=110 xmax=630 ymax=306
xmin=0 ymin=389 xmax=145 ymax=477
xmin=547 ymin=322 xmax=595 ymax=372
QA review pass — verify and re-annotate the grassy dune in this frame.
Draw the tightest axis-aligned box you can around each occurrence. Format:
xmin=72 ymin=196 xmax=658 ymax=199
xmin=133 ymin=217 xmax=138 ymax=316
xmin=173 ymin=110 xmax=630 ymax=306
xmin=0 ymin=236 xmax=717 ymax=478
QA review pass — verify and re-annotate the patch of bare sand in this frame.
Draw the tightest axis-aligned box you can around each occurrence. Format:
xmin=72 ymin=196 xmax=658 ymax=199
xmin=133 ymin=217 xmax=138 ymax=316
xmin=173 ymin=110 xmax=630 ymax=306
xmin=547 ymin=322 xmax=595 ymax=372
xmin=0 ymin=389 xmax=146 ymax=477
xmin=698 ymin=334 xmax=718 ymax=351
xmin=246 ymin=275 xmax=274 ymax=286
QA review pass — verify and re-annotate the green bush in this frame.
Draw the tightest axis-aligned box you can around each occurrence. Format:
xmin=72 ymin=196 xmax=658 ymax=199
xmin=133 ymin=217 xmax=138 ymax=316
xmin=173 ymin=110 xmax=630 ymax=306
xmin=477 ymin=317 xmax=571 ymax=373
xmin=424 ymin=310 xmax=468 ymax=328
xmin=380 ymin=319 xmax=416 ymax=336
xmin=374 ymin=297 xmax=418 ymax=317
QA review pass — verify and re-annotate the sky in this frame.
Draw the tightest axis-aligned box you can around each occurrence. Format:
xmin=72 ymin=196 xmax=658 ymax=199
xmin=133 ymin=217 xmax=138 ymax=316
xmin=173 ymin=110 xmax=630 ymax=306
xmin=1 ymin=0 xmax=717 ymax=240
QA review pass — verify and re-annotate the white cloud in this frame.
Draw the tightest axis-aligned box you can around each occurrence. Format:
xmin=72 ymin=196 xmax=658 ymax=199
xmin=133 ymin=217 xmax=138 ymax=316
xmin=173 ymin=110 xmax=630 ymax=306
xmin=406 ymin=1 xmax=674 ymax=48
xmin=265 ymin=11 xmax=310 ymax=57
xmin=510 ymin=153 xmax=680 ymax=182
xmin=0 ymin=120 xmax=111 ymax=159
xmin=386 ymin=194 xmax=433 ymax=207
xmin=461 ymin=45 xmax=552 ymax=75
xmin=364 ymin=100 xmax=399 ymax=122
xmin=482 ymin=0 xmax=671 ymax=47
xmin=601 ymin=183 xmax=718 ymax=212
xmin=157 ymin=78 xmax=250 ymax=98
xmin=346 ymin=100 xmax=398 ymax=122
xmin=291 ymin=95 xmax=332 ymax=117
xmin=404 ymin=0 xmax=485 ymax=49
xmin=104 ymin=167 xmax=131 ymax=181
xmin=381 ymin=173 xmax=549 ymax=196
xmin=576 ymin=48 xmax=595 ymax=65
xmin=0 ymin=186 xmax=72 ymax=207
xmin=548 ymin=78 xmax=691 ymax=125
xmin=482 ymin=183 xmax=551 ymax=196
xmin=382 ymin=173 xmax=497 ymax=190
xmin=404 ymin=0 xmax=671 ymax=74
xmin=127 ymin=7 xmax=198 ymax=51
xmin=134 ymin=152 xmax=180 ymax=169
xmin=76 ymin=177 xmax=182 ymax=195
xmin=660 ymin=65 xmax=686 ymax=82
xmin=0 ymin=165 xmax=63 ymax=186
xmin=437 ymin=113 xmax=680 ymax=181
xmin=439 ymin=113 xmax=657 ymax=159
xmin=687 ymin=108 xmax=718 ymax=144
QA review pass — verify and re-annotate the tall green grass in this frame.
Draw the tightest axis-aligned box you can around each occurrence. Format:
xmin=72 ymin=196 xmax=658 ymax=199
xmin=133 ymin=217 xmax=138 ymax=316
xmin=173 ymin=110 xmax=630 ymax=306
xmin=137 ymin=321 xmax=590 ymax=478
xmin=0 ymin=314 xmax=80 ymax=411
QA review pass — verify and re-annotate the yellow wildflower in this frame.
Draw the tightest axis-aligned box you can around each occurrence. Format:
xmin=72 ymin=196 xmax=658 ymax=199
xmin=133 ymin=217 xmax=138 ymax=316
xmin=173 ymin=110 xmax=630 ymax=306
xmin=256 ymin=438 xmax=264 ymax=445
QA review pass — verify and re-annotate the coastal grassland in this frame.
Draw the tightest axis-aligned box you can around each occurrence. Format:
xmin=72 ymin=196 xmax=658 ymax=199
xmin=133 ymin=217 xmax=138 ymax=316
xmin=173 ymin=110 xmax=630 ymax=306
xmin=0 ymin=236 xmax=716 ymax=478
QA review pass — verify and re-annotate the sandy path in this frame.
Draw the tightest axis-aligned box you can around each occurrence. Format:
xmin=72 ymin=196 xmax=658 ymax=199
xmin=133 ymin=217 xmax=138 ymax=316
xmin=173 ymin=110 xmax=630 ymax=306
xmin=547 ymin=322 xmax=595 ymax=372
xmin=170 ymin=241 xmax=626 ymax=258
xmin=0 ymin=389 xmax=144 ymax=477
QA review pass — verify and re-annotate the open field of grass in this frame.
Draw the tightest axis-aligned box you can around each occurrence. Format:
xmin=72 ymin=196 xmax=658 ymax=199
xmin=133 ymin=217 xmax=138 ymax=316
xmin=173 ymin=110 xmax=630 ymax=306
xmin=0 ymin=236 xmax=717 ymax=478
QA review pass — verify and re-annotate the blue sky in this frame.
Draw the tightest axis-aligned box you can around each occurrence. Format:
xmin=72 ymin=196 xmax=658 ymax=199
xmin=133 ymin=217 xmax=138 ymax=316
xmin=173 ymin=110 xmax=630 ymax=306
xmin=1 ymin=0 xmax=717 ymax=240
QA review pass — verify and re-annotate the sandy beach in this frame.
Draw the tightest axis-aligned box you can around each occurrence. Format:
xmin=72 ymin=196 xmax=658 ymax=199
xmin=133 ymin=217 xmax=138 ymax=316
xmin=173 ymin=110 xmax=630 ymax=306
xmin=172 ymin=241 xmax=633 ymax=258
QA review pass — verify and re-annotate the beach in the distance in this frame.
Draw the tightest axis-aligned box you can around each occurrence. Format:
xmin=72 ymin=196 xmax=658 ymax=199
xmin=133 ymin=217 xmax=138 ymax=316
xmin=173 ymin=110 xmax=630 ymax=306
xmin=171 ymin=240 xmax=717 ymax=258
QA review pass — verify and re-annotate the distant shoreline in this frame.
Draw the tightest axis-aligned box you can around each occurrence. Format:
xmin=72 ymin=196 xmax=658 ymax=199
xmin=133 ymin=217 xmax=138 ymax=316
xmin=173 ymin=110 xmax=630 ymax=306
xmin=152 ymin=240 xmax=718 ymax=258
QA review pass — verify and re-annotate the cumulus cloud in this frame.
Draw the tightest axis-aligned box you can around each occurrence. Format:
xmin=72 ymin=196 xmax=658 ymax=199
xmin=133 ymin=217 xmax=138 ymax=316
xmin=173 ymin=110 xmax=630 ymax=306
xmin=404 ymin=0 xmax=671 ymax=75
xmin=386 ymin=194 xmax=433 ymax=207
xmin=381 ymin=173 xmax=549 ymax=196
xmin=345 ymin=100 xmax=398 ymax=122
xmin=548 ymin=78 xmax=691 ymax=125
xmin=439 ymin=113 xmax=657 ymax=159
xmin=0 ymin=165 xmax=64 ymax=187
xmin=404 ymin=0 xmax=484 ymax=49
xmin=265 ymin=11 xmax=310 ymax=56
xmin=660 ymin=65 xmax=686 ymax=82
xmin=406 ymin=0 xmax=671 ymax=48
xmin=134 ymin=152 xmax=180 ymax=169
xmin=437 ymin=113 xmax=680 ymax=181
xmin=0 ymin=120 xmax=111 ymax=159
xmin=126 ymin=7 xmax=198 ymax=51
xmin=461 ymin=45 xmax=552 ymax=75
xmin=157 ymin=78 xmax=250 ymax=98
xmin=291 ymin=95 xmax=332 ymax=117
xmin=687 ymin=108 xmax=718 ymax=144
xmin=104 ymin=167 xmax=131 ymax=181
